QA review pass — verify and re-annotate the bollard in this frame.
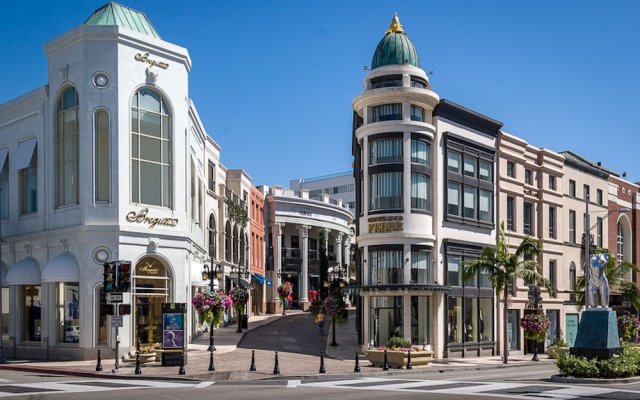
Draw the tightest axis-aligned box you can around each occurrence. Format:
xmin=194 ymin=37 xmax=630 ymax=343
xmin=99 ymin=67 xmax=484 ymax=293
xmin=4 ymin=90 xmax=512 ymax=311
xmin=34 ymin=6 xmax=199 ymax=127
xmin=353 ymin=349 xmax=361 ymax=373
xmin=319 ymin=350 xmax=326 ymax=374
xmin=95 ymin=350 xmax=103 ymax=372
xmin=208 ymin=349 xmax=215 ymax=372
xmin=134 ymin=351 xmax=142 ymax=375
xmin=178 ymin=351 xmax=186 ymax=375
xmin=249 ymin=350 xmax=256 ymax=372
xmin=382 ymin=348 xmax=389 ymax=371
xmin=272 ymin=351 xmax=280 ymax=375
xmin=406 ymin=349 xmax=412 ymax=370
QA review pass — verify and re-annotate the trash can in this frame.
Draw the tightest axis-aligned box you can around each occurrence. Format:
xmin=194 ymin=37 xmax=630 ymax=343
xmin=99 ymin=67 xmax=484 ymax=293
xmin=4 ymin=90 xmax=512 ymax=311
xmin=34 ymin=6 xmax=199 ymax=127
xmin=241 ymin=314 xmax=249 ymax=329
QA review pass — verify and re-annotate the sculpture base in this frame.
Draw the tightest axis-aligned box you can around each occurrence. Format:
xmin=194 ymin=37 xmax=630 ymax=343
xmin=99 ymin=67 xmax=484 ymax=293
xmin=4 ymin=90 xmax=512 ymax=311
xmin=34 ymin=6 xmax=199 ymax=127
xmin=570 ymin=308 xmax=621 ymax=359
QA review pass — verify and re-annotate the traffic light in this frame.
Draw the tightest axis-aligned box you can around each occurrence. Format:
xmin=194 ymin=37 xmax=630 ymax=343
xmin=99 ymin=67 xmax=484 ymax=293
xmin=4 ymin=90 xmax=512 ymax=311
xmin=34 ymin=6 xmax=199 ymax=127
xmin=101 ymin=304 xmax=115 ymax=316
xmin=118 ymin=304 xmax=131 ymax=315
xmin=103 ymin=262 xmax=116 ymax=293
xmin=118 ymin=261 xmax=132 ymax=292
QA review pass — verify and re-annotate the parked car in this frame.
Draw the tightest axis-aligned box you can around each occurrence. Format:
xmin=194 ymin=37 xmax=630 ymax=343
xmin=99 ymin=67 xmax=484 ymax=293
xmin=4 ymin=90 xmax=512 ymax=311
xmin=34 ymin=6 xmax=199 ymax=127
xmin=65 ymin=326 xmax=79 ymax=343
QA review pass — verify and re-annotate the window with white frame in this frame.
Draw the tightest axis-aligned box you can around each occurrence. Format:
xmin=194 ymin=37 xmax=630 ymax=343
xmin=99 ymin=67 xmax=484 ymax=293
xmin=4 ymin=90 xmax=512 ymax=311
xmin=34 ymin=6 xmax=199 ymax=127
xmin=411 ymin=247 xmax=431 ymax=284
xmin=372 ymin=103 xmax=402 ymax=122
xmin=410 ymin=138 xmax=429 ymax=165
xmin=131 ymin=88 xmax=171 ymax=207
xmin=20 ymin=149 xmax=37 ymax=215
xmin=410 ymin=104 xmax=424 ymax=122
xmin=94 ymin=109 xmax=110 ymax=203
xmin=411 ymin=173 xmax=429 ymax=211
xmin=56 ymin=86 xmax=79 ymax=207
xmin=370 ymin=172 xmax=402 ymax=211
xmin=370 ymin=138 xmax=402 ymax=165
xmin=369 ymin=246 xmax=403 ymax=285
xmin=617 ymin=222 xmax=625 ymax=262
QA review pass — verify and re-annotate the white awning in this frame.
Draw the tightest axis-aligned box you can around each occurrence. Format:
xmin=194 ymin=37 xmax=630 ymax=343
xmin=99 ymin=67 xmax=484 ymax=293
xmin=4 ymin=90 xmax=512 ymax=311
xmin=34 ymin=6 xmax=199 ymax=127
xmin=0 ymin=148 xmax=8 ymax=171
xmin=190 ymin=262 xmax=207 ymax=287
xmin=42 ymin=253 xmax=80 ymax=283
xmin=11 ymin=138 xmax=37 ymax=172
xmin=6 ymin=257 xmax=41 ymax=285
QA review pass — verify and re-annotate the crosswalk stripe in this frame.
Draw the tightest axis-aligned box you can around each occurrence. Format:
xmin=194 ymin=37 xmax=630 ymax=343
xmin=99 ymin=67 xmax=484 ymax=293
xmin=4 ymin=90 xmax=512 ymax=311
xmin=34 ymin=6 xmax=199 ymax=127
xmin=195 ymin=382 xmax=215 ymax=389
xmin=286 ymin=380 xmax=301 ymax=388
xmin=0 ymin=379 xmax=197 ymax=398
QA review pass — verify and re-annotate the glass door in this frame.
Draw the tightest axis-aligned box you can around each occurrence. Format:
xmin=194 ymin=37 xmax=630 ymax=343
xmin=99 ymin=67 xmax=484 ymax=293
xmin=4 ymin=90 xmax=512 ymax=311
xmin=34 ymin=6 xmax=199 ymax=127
xmin=132 ymin=257 xmax=169 ymax=349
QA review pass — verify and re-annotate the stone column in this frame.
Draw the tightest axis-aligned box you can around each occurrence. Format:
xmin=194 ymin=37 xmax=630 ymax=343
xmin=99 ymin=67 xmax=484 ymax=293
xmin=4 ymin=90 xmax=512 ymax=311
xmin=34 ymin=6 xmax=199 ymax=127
xmin=299 ymin=225 xmax=310 ymax=308
xmin=335 ymin=233 xmax=343 ymax=269
xmin=270 ymin=223 xmax=284 ymax=311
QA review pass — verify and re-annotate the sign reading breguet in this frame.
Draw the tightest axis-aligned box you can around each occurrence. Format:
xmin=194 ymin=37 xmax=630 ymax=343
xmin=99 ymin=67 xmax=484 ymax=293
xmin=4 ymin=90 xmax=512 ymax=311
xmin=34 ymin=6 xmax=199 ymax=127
xmin=126 ymin=208 xmax=178 ymax=228
xmin=368 ymin=216 xmax=403 ymax=233
xmin=134 ymin=52 xmax=169 ymax=69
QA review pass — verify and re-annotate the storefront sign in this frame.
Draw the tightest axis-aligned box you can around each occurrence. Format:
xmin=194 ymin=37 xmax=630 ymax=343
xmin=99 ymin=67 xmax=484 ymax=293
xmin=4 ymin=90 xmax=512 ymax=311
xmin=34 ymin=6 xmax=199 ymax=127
xmin=126 ymin=208 xmax=178 ymax=228
xmin=134 ymin=52 xmax=169 ymax=69
xmin=138 ymin=261 xmax=162 ymax=276
xmin=368 ymin=216 xmax=403 ymax=233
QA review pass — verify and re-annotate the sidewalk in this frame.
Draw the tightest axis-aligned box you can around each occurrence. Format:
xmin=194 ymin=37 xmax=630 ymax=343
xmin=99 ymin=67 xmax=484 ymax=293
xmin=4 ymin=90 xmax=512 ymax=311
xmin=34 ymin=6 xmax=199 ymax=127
xmin=0 ymin=311 xmax=554 ymax=381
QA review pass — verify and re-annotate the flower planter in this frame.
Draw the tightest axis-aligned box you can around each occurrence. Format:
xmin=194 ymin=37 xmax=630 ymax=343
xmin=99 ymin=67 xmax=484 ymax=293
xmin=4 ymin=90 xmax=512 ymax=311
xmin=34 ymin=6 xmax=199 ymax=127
xmin=367 ymin=349 xmax=433 ymax=368
xmin=546 ymin=346 xmax=569 ymax=359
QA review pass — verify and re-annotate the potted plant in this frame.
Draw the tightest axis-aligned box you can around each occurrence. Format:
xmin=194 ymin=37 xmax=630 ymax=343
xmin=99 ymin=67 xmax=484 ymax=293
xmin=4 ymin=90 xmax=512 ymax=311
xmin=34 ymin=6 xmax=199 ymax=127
xmin=367 ymin=336 xmax=433 ymax=368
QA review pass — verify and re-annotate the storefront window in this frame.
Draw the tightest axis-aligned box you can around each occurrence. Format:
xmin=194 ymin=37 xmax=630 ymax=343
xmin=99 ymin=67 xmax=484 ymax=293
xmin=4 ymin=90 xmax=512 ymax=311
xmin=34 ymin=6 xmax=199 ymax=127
xmin=58 ymin=283 xmax=80 ymax=343
xmin=447 ymin=296 xmax=463 ymax=344
xmin=23 ymin=285 xmax=41 ymax=342
xmin=96 ymin=287 xmax=108 ymax=346
xmin=507 ymin=309 xmax=519 ymax=350
xmin=369 ymin=247 xmax=403 ymax=285
xmin=411 ymin=296 xmax=429 ymax=346
xmin=479 ymin=298 xmax=493 ymax=342
xmin=369 ymin=296 xmax=403 ymax=347
xmin=447 ymin=256 xmax=461 ymax=286
xmin=546 ymin=310 xmax=559 ymax=347
xmin=464 ymin=298 xmax=478 ymax=342
xmin=133 ymin=257 xmax=169 ymax=348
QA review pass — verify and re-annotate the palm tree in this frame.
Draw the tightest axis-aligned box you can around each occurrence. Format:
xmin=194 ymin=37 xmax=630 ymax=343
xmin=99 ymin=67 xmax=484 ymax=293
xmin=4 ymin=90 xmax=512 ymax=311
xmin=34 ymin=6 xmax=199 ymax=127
xmin=464 ymin=222 xmax=553 ymax=364
xmin=574 ymin=250 xmax=640 ymax=311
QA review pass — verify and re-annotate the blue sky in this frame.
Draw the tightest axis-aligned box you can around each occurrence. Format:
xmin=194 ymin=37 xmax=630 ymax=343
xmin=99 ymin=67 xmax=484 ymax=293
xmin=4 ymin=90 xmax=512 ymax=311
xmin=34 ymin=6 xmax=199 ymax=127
xmin=1 ymin=1 xmax=639 ymax=186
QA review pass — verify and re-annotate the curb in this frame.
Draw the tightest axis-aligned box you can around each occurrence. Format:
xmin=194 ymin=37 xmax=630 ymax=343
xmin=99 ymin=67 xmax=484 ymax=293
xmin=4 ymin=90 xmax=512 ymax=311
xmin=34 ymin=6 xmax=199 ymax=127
xmin=550 ymin=374 xmax=640 ymax=384
xmin=0 ymin=364 xmax=201 ymax=382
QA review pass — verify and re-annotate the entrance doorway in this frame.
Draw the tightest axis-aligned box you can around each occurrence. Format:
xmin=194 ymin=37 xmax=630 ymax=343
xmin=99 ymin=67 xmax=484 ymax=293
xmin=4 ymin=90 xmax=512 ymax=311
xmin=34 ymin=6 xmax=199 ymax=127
xmin=132 ymin=257 xmax=170 ymax=348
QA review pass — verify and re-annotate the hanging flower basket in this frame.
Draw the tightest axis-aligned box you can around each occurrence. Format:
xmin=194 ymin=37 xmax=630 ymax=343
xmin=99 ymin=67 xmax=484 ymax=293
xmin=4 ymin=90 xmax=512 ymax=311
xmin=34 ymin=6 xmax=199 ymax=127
xmin=324 ymin=295 xmax=347 ymax=325
xmin=520 ymin=312 xmax=550 ymax=341
xmin=277 ymin=281 xmax=293 ymax=302
xmin=192 ymin=290 xmax=233 ymax=328
xmin=231 ymin=287 xmax=249 ymax=306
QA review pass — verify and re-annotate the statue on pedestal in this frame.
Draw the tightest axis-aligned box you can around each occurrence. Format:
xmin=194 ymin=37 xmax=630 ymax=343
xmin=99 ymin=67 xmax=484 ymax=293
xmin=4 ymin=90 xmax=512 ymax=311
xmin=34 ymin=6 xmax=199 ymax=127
xmin=588 ymin=253 xmax=609 ymax=308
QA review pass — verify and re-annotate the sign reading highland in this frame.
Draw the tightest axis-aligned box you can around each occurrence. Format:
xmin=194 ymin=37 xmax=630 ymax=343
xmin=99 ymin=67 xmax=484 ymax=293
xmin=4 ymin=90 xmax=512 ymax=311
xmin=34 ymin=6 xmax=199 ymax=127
xmin=368 ymin=216 xmax=403 ymax=233
xmin=126 ymin=208 xmax=178 ymax=228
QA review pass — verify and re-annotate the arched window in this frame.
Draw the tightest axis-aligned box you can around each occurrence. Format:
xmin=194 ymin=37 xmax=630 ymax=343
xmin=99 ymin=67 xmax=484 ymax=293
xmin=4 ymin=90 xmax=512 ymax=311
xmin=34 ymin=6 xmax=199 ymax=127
xmin=208 ymin=214 xmax=217 ymax=258
xmin=94 ymin=109 xmax=110 ymax=202
xmin=56 ymin=86 xmax=79 ymax=207
xmin=131 ymin=88 xmax=171 ymax=207
xmin=225 ymin=221 xmax=232 ymax=262
xmin=617 ymin=221 xmax=626 ymax=263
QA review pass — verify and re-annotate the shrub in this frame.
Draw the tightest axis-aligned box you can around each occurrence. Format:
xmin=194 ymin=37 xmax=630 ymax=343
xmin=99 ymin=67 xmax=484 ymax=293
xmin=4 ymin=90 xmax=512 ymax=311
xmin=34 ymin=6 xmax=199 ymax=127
xmin=556 ymin=345 xmax=640 ymax=378
xmin=618 ymin=313 xmax=640 ymax=342
xmin=385 ymin=336 xmax=411 ymax=350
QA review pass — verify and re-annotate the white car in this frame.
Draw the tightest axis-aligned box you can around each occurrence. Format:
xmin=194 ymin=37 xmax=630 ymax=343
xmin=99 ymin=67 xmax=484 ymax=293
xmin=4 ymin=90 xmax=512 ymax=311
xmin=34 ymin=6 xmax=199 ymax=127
xmin=65 ymin=326 xmax=79 ymax=343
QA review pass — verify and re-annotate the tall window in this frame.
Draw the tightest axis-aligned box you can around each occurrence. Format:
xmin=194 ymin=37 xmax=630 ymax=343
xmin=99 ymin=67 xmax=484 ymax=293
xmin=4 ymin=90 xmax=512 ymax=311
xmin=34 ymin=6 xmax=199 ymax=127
xmin=410 ymin=139 xmax=429 ymax=165
xmin=58 ymin=283 xmax=79 ymax=343
xmin=370 ymin=172 xmax=402 ymax=211
xmin=506 ymin=161 xmax=515 ymax=178
xmin=94 ymin=109 xmax=110 ymax=202
xmin=411 ymin=248 xmax=431 ymax=284
xmin=617 ymin=222 xmax=625 ymax=262
xmin=569 ymin=262 xmax=577 ymax=302
xmin=445 ymin=141 xmax=494 ymax=225
xmin=370 ymin=138 xmax=402 ymax=165
xmin=411 ymin=173 xmax=429 ymax=210
xmin=569 ymin=210 xmax=576 ymax=243
xmin=596 ymin=189 xmax=603 ymax=205
xmin=549 ymin=175 xmax=556 ymax=191
xmin=549 ymin=261 xmax=557 ymax=298
xmin=410 ymin=105 xmax=424 ymax=122
xmin=225 ymin=222 xmax=232 ymax=262
xmin=56 ymin=86 xmax=79 ymax=207
xmin=131 ymin=88 xmax=171 ymax=207
xmin=372 ymin=103 xmax=402 ymax=122
xmin=20 ymin=149 xmax=37 ymax=215
xmin=523 ymin=202 xmax=534 ymax=235
xmin=369 ymin=247 xmax=403 ymax=285
xmin=569 ymin=180 xmax=576 ymax=197
xmin=506 ymin=196 xmax=515 ymax=231
xmin=583 ymin=184 xmax=590 ymax=201
xmin=207 ymin=162 xmax=216 ymax=191
xmin=596 ymin=217 xmax=603 ymax=248
xmin=525 ymin=169 xmax=533 ymax=185
xmin=208 ymin=214 xmax=217 ymax=258
xmin=0 ymin=156 xmax=7 ymax=218
xmin=548 ymin=206 xmax=556 ymax=239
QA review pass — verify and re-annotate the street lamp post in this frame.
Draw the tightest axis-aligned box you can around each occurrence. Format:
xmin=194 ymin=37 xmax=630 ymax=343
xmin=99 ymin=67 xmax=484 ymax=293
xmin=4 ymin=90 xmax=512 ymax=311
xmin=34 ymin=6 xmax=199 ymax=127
xmin=202 ymin=262 xmax=220 ymax=352
xmin=329 ymin=265 xmax=345 ymax=347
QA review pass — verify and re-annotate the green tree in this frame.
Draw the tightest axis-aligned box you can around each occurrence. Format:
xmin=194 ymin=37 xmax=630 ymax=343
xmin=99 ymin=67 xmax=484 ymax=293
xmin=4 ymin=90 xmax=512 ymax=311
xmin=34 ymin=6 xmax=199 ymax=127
xmin=463 ymin=222 xmax=553 ymax=364
xmin=574 ymin=249 xmax=640 ymax=311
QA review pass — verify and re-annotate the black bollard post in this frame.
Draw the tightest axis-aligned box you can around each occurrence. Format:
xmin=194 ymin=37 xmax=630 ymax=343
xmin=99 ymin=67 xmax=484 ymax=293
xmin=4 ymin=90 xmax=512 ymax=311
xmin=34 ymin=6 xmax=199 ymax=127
xmin=353 ymin=349 xmax=361 ymax=373
xmin=382 ymin=348 xmax=389 ymax=371
xmin=95 ymin=350 xmax=103 ymax=372
xmin=134 ymin=351 xmax=142 ymax=375
xmin=178 ymin=351 xmax=186 ymax=375
xmin=208 ymin=349 xmax=215 ymax=371
xmin=319 ymin=350 xmax=326 ymax=374
xmin=249 ymin=350 xmax=256 ymax=371
xmin=406 ymin=349 xmax=412 ymax=370
xmin=273 ymin=351 xmax=280 ymax=375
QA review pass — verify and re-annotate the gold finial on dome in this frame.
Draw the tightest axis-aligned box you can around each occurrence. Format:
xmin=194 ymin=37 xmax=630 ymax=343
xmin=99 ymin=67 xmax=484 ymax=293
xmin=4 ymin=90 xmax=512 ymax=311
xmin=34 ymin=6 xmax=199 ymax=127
xmin=385 ymin=12 xmax=404 ymax=35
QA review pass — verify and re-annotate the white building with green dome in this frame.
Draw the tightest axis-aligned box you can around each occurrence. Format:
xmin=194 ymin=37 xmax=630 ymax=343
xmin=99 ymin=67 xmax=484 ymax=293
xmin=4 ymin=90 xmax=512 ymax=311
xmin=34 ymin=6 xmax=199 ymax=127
xmin=351 ymin=14 xmax=503 ymax=358
xmin=0 ymin=2 xmax=218 ymax=360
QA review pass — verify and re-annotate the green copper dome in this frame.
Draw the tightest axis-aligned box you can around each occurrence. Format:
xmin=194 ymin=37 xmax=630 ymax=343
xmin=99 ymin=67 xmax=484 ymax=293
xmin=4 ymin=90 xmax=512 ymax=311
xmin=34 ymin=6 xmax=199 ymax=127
xmin=371 ymin=14 xmax=419 ymax=70
xmin=84 ymin=2 xmax=160 ymax=39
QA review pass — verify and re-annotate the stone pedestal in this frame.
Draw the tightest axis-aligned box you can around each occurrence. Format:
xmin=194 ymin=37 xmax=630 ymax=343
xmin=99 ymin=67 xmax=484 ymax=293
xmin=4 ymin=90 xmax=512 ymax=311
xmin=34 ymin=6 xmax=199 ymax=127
xmin=570 ymin=308 xmax=621 ymax=358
